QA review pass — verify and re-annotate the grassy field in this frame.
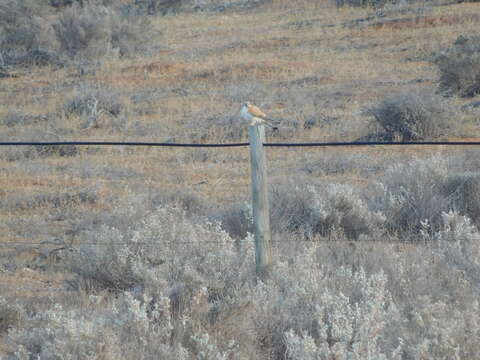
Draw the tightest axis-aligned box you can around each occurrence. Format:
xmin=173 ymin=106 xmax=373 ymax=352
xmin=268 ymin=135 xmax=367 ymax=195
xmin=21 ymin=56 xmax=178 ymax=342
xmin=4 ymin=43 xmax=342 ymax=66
xmin=1 ymin=0 xmax=480 ymax=358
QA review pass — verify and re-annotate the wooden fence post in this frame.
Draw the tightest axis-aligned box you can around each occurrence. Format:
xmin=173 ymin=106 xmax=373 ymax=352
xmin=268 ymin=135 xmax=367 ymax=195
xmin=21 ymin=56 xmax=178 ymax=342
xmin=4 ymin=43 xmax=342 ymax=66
xmin=249 ymin=124 xmax=271 ymax=281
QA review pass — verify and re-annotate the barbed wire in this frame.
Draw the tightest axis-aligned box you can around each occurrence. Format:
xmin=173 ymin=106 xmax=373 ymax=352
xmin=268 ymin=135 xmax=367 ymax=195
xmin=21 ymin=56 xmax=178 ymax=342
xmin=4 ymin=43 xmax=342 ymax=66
xmin=1 ymin=140 xmax=475 ymax=250
xmin=0 ymin=238 xmax=429 ymax=247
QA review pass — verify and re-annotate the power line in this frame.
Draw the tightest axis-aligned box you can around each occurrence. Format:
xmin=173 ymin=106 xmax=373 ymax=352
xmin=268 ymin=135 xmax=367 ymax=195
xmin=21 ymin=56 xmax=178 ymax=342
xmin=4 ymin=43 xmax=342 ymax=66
xmin=0 ymin=141 xmax=480 ymax=147
xmin=0 ymin=141 xmax=249 ymax=147
xmin=264 ymin=141 xmax=480 ymax=147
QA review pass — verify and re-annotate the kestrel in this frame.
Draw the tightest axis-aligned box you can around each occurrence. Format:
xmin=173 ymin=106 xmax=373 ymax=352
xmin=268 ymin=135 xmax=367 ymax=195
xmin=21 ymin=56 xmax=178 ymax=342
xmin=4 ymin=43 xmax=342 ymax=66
xmin=241 ymin=102 xmax=278 ymax=129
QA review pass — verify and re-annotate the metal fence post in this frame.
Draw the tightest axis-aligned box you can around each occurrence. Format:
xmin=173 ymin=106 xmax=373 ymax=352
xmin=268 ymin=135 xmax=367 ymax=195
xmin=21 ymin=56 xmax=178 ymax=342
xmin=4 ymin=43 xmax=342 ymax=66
xmin=249 ymin=124 xmax=271 ymax=281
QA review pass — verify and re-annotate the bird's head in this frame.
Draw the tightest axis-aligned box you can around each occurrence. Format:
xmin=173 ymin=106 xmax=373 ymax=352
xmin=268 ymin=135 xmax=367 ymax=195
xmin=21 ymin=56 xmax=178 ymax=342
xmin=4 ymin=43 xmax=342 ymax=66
xmin=242 ymin=102 xmax=251 ymax=109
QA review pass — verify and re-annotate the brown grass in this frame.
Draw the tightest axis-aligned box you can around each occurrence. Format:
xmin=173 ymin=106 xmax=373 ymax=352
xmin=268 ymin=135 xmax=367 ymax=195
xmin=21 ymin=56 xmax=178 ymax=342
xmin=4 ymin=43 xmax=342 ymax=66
xmin=1 ymin=0 xmax=480 ymax=353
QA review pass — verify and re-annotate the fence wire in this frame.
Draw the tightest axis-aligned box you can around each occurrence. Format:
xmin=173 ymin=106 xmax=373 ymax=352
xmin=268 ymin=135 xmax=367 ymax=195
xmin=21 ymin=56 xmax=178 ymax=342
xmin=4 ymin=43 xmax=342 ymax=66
xmin=1 ymin=140 xmax=480 ymax=147
xmin=1 ymin=141 xmax=478 ymax=249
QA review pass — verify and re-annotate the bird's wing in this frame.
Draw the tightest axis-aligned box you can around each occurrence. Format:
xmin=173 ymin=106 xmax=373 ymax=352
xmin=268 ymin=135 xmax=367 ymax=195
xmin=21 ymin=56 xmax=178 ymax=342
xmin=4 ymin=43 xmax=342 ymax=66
xmin=248 ymin=104 xmax=267 ymax=118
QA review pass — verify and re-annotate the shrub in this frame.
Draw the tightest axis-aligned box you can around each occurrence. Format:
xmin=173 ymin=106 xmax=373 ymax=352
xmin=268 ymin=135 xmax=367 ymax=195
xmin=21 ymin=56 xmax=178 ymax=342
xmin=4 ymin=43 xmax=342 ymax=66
xmin=255 ymin=218 xmax=480 ymax=359
xmin=371 ymin=156 xmax=480 ymax=237
xmin=183 ymin=112 xmax=249 ymax=142
xmin=443 ymin=172 xmax=480 ymax=228
xmin=6 ymin=208 xmax=480 ymax=358
xmin=214 ymin=202 xmax=253 ymax=239
xmin=49 ymin=0 xmax=82 ymax=7
xmin=334 ymin=0 xmax=389 ymax=8
xmin=7 ymin=292 xmax=192 ymax=359
xmin=0 ymin=187 xmax=97 ymax=211
xmin=253 ymin=249 xmax=401 ymax=359
xmin=133 ymin=0 xmax=183 ymax=15
xmin=43 ymin=205 xmax=253 ymax=358
xmin=0 ymin=128 xmax=78 ymax=161
xmin=368 ymin=90 xmax=450 ymax=141
xmin=270 ymin=184 xmax=385 ymax=240
xmin=53 ymin=3 xmax=153 ymax=60
xmin=63 ymin=82 xmax=124 ymax=128
xmin=150 ymin=190 xmax=213 ymax=218
xmin=1 ymin=111 xmax=48 ymax=127
xmin=436 ymin=35 xmax=480 ymax=97
xmin=66 ymin=206 xmax=252 ymax=298
xmin=0 ymin=0 xmax=57 ymax=66
xmin=0 ymin=297 xmax=22 ymax=334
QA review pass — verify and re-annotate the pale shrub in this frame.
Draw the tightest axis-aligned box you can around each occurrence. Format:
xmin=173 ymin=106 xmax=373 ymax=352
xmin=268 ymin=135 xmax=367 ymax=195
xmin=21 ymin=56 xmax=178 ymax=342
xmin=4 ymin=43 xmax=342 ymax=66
xmin=7 ymin=292 xmax=189 ymax=359
xmin=7 ymin=204 xmax=480 ymax=358
xmin=9 ymin=205 xmax=252 ymax=358
xmin=436 ymin=35 xmax=480 ymax=97
xmin=398 ymin=212 xmax=480 ymax=358
xmin=271 ymin=184 xmax=385 ymax=240
xmin=374 ymin=156 xmax=450 ymax=236
xmin=0 ymin=297 xmax=22 ymax=335
xmin=0 ymin=0 xmax=57 ymax=66
xmin=68 ymin=205 xmax=254 ymax=299
xmin=373 ymin=155 xmax=480 ymax=238
xmin=53 ymin=2 xmax=153 ymax=60
xmin=283 ymin=270 xmax=402 ymax=360
xmin=368 ymin=89 xmax=450 ymax=141
xmin=252 ymin=244 xmax=401 ymax=359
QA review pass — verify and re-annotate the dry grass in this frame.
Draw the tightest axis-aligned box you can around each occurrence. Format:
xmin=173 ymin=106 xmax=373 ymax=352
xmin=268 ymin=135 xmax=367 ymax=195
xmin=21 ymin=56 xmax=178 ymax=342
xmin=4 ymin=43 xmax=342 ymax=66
xmin=1 ymin=0 xmax=480 ymax=356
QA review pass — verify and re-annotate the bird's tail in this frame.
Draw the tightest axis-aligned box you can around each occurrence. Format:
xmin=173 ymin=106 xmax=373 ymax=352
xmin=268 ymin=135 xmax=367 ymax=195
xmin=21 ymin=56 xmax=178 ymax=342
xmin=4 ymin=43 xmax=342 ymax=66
xmin=263 ymin=118 xmax=280 ymax=130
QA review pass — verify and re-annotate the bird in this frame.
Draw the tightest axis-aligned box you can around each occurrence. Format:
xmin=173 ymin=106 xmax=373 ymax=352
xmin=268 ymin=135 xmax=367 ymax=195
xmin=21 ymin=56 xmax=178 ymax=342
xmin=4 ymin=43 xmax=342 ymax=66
xmin=241 ymin=102 xmax=278 ymax=129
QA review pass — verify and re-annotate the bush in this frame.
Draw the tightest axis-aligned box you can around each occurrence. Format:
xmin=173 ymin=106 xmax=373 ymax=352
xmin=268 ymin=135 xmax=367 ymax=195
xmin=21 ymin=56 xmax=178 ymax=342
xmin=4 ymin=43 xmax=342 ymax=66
xmin=1 ymin=111 xmax=48 ymax=127
xmin=0 ymin=0 xmax=57 ymax=66
xmin=49 ymin=0 xmax=82 ymax=7
xmin=63 ymin=82 xmax=124 ymax=128
xmin=0 ymin=297 xmax=22 ymax=334
xmin=7 ymin=292 xmax=192 ymax=359
xmin=150 ymin=190 xmax=213 ymax=218
xmin=0 ymin=187 xmax=97 ymax=211
xmin=214 ymin=202 xmax=253 ymax=239
xmin=368 ymin=90 xmax=450 ymax=141
xmin=436 ymin=35 xmax=480 ymax=97
xmin=334 ymin=0 xmax=389 ymax=8
xmin=34 ymin=205 xmax=252 ymax=358
xmin=443 ymin=172 xmax=480 ymax=228
xmin=371 ymin=156 xmax=480 ymax=237
xmin=53 ymin=3 xmax=153 ymax=60
xmin=5 ymin=206 xmax=480 ymax=358
xmin=1 ymin=0 xmax=157 ymax=67
xmin=66 ymin=206 xmax=251 ymax=296
xmin=133 ymin=0 xmax=183 ymax=15
xmin=253 ymin=251 xmax=401 ymax=359
xmin=271 ymin=184 xmax=385 ymax=240
xmin=0 ymin=128 xmax=78 ymax=161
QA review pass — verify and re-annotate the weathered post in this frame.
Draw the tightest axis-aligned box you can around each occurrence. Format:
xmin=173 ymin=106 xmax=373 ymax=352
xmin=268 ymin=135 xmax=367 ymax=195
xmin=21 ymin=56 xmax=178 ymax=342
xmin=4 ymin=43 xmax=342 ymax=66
xmin=249 ymin=124 xmax=271 ymax=281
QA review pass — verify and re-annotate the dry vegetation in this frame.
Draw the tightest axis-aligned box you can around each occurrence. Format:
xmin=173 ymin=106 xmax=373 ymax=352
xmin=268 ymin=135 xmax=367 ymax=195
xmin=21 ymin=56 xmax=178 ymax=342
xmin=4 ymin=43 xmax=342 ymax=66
xmin=1 ymin=0 xmax=480 ymax=358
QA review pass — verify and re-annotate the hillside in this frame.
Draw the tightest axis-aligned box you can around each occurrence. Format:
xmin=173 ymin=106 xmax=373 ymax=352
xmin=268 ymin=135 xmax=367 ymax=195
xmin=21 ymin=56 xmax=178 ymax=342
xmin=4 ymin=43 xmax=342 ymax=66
xmin=1 ymin=0 xmax=480 ymax=358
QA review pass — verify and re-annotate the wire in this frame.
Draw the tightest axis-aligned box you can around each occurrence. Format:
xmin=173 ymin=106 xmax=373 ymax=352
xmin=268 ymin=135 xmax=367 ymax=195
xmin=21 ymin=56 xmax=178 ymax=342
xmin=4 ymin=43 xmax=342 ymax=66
xmin=0 ymin=141 xmax=249 ymax=147
xmin=0 ymin=238 xmax=422 ymax=247
xmin=264 ymin=141 xmax=480 ymax=147
xmin=0 ymin=141 xmax=479 ymax=147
